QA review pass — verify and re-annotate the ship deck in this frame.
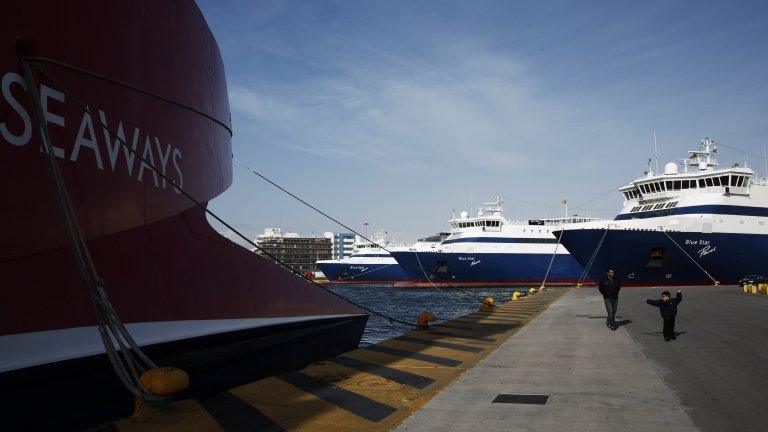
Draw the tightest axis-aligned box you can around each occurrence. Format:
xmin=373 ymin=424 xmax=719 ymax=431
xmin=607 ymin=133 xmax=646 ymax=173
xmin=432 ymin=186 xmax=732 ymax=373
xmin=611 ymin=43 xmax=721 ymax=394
xmin=91 ymin=285 xmax=768 ymax=432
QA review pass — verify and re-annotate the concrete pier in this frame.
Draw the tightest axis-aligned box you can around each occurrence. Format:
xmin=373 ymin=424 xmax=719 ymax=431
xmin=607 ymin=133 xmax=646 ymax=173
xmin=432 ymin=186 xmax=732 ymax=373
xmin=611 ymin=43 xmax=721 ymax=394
xmin=398 ymin=286 xmax=768 ymax=432
xmin=98 ymin=285 xmax=768 ymax=431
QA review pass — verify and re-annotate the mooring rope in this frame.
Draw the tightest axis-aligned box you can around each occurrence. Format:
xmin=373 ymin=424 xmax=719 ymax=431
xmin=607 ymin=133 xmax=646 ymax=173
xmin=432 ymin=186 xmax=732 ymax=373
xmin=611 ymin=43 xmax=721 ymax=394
xmin=19 ymin=53 xmax=164 ymax=401
xmin=24 ymin=55 xmax=233 ymax=136
xmin=24 ymin=57 xmax=416 ymax=330
xmin=575 ymin=227 xmax=610 ymax=287
xmin=661 ymin=230 xmax=719 ymax=285
xmin=539 ymin=227 xmax=566 ymax=289
xmin=233 ymin=157 xmax=484 ymax=304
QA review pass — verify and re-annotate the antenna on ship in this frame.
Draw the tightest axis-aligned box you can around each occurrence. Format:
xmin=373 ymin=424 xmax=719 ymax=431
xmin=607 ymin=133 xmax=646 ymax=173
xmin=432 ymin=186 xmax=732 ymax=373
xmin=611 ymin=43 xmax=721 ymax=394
xmin=764 ymin=142 xmax=768 ymax=178
xmin=470 ymin=190 xmax=473 ymax=218
xmin=653 ymin=130 xmax=660 ymax=175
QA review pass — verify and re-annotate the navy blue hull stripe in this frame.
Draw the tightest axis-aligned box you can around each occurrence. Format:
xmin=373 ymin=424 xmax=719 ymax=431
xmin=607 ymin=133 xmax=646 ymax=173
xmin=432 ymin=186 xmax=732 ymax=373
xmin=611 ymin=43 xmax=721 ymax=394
xmin=557 ymin=228 xmax=768 ymax=285
xmin=441 ymin=237 xmax=557 ymax=244
xmin=615 ymin=204 xmax=768 ymax=220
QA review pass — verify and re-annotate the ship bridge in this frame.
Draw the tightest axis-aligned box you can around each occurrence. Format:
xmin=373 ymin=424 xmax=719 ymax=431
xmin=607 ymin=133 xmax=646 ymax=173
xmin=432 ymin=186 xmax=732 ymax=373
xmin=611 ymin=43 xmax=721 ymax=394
xmin=448 ymin=194 xmax=506 ymax=233
xmin=619 ymin=138 xmax=758 ymax=216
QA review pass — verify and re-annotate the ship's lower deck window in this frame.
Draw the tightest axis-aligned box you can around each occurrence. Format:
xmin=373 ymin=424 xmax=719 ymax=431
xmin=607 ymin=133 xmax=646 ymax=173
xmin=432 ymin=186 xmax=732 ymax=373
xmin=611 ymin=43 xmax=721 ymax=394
xmin=436 ymin=260 xmax=449 ymax=274
xmin=645 ymin=247 xmax=667 ymax=268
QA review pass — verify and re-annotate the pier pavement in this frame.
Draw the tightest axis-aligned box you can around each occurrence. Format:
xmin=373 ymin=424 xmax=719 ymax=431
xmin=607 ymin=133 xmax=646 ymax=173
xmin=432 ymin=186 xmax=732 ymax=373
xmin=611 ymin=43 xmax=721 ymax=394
xmin=397 ymin=285 xmax=768 ymax=432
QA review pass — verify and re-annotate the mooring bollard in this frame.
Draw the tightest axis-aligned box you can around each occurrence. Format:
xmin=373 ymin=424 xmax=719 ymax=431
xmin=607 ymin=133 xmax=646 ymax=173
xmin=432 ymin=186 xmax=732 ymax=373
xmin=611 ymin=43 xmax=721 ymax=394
xmin=512 ymin=291 xmax=521 ymax=301
xmin=479 ymin=296 xmax=495 ymax=312
xmin=417 ymin=311 xmax=437 ymax=330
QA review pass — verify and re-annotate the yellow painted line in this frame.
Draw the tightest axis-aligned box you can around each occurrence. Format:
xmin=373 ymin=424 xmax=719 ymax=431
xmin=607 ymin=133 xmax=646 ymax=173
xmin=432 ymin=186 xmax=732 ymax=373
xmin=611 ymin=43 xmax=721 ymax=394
xmin=394 ymin=331 xmax=491 ymax=347
xmin=113 ymin=400 xmax=224 ymax=432
xmin=231 ymin=376 xmax=374 ymax=431
xmin=104 ymin=289 xmax=567 ymax=432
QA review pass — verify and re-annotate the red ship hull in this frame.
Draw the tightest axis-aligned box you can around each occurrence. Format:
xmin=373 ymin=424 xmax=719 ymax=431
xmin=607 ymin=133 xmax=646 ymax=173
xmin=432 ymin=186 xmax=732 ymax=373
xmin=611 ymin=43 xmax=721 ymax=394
xmin=0 ymin=1 xmax=367 ymax=430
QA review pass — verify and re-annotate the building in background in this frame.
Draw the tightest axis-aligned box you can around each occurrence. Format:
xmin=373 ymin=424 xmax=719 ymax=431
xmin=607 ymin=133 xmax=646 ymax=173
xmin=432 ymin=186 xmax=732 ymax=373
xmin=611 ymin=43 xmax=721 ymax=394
xmin=327 ymin=232 xmax=355 ymax=259
xmin=255 ymin=228 xmax=332 ymax=273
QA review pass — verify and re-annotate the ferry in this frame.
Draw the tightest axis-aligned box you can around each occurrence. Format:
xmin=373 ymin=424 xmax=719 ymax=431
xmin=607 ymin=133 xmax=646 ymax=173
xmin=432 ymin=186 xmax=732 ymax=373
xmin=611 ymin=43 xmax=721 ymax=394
xmin=316 ymin=231 xmax=445 ymax=283
xmin=554 ymin=138 xmax=768 ymax=286
xmin=390 ymin=196 xmax=593 ymax=287
xmin=0 ymin=2 xmax=367 ymax=430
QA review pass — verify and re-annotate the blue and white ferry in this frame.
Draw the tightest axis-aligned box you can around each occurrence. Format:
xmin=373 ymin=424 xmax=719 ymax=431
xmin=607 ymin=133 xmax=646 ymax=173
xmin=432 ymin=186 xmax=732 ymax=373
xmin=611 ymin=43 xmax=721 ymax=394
xmin=555 ymin=138 xmax=768 ymax=286
xmin=316 ymin=232 xmax=441 ymax=284
xmin=390 ymin=196 xmax=591 ymax=287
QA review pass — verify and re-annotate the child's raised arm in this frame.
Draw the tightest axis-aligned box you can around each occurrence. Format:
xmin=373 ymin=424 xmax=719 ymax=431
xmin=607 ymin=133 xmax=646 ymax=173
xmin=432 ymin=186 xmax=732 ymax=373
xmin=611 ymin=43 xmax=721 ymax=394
xmin=675 ymin=290 xmax=682 ymax=304
xmin=646 ymin=298 xmax=660 ymax=306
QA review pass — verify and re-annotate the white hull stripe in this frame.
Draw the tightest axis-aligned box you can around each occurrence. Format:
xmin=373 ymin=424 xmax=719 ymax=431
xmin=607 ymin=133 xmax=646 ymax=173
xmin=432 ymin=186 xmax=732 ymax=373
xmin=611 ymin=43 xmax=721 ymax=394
xmin=0 ymin=314 xmax=364 ymax=373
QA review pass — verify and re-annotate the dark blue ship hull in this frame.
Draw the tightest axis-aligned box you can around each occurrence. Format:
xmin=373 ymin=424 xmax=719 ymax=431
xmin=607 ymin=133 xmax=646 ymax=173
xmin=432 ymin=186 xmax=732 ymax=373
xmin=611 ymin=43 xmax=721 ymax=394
xmin=554 ymin=228 xmax=768 ymax=286
xmin=390 ymin=250 xmax=585 ymax=286
xmin=317 ymin=261 xmax=409 ymax=283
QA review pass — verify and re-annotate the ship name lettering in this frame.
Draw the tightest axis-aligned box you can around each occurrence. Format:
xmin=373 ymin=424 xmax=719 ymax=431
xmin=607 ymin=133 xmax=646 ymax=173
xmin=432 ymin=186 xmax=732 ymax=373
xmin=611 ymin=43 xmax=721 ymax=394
xmin=0 ymin=71 xmax=184 ymax=194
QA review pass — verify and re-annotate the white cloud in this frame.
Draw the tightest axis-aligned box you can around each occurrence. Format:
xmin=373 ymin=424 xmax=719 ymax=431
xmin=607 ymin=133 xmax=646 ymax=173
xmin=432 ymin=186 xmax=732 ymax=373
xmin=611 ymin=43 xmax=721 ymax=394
xmin=227 ymin=41 xmax=637 ymax=178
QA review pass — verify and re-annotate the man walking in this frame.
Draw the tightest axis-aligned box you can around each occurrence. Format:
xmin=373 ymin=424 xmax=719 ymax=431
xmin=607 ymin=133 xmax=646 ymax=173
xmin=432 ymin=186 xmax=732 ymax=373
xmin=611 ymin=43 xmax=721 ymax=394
xmin=598 ymin=268 xmax=620 ymax=330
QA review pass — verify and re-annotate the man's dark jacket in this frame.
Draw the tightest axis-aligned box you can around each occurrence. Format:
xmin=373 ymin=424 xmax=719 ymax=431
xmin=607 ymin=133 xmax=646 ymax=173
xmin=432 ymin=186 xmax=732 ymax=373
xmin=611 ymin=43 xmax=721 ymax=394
xmin=598 ymin=276 xmax=621 ymax=299
xmin=646 ymin=292 xmax=682 ymax=319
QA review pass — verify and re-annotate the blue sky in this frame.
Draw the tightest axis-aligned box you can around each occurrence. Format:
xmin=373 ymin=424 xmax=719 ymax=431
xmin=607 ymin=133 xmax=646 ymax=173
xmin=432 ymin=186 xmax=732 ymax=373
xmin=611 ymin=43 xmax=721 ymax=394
xmin=198 ymin=0 xmax=768 ymax=243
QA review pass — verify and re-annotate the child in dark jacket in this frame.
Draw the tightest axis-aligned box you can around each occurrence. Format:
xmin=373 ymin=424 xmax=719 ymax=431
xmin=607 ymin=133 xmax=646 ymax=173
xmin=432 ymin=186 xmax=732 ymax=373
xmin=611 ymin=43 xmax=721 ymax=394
xmin=645 ymin=290 xmax=682 ymax=341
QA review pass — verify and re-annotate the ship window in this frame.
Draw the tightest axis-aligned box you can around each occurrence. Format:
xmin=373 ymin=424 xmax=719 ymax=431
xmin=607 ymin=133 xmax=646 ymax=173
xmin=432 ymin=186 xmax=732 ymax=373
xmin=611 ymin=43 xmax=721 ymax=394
xmin=436 ymin=260 xmax=449 ymax=274
xmin=712 ymin=177 xmax=721 ymax=186
xmin=699 ymin=179 xmax=705 ymax=188
xmin=674 ymin=180 xmax=681 ymax=190
xmin=645 ymin=247 xmax=667 ymax=268
xmin=659 ymin=182 xmax=666 ymax=191
xmin=690 ymin=180 xmax=697 ymax=188
xmin=738 ymin=176 xmax=745 ymax=187
xmin=705 ymin=177 xmax=713 ymax=186
xmin=682 ymin=181 xmax=689 ymax=189
xmin=730 ymin=175 xmax=737 ymax=186
xmin=721 ymin=176 xmax=729 ymax=186
xmin=665 ymin=181 xmax=672 ymax=190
